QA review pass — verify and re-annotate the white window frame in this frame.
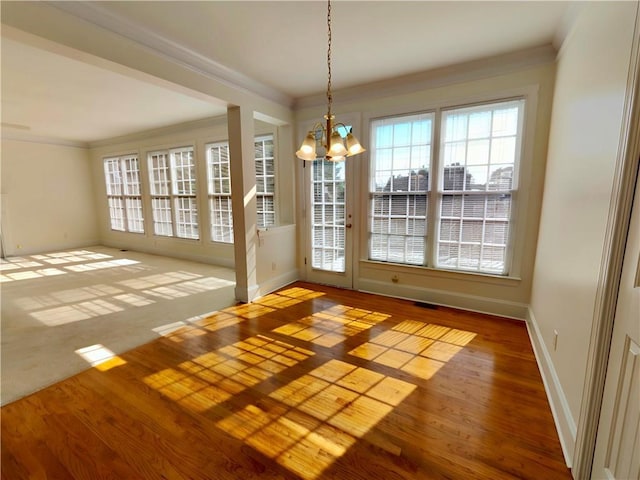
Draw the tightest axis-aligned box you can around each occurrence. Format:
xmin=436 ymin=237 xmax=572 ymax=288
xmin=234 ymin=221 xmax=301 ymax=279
xmin=369 ymin=113 xmax=434 ymax=266
xmin=147 ymin=146 xmax=199 ymax=240
xmin=436 ymin=99 xmax=524 ymax=275
xmin=103 ymin=154 xmax=144 ymax=233
xmin=148 ymin=151 xmax=173 ymax=236
xmin=206 ymin=134 xmax=276 ymax=244
xmin=368 ymin=97 xmax=526 ymax=276
xmin=206 ymin=141 xmax=234 ymax=243
xmin=254 ymin=135 xmax=276 ymax=229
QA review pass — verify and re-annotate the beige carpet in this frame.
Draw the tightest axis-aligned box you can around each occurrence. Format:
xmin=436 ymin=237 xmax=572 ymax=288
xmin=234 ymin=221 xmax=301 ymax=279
xmin=1 ymin=246 xmax=236 ymax=405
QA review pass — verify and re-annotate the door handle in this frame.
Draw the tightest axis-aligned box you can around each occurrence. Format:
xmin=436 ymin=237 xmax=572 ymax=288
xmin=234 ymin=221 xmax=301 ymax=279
xmin=345 ymin=223 xmax=352 ymax=229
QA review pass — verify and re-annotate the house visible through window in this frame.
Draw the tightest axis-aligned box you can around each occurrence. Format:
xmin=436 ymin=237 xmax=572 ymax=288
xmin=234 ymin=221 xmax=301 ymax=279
xmin=370 ymin=113 xmax=433 ymax=266
xmin=103 ymin=155 xmax=144 ymax=233
xmin=148 ymin=146 xmax=199 ymax=240
xmin=206 ymin=134 xmax=275 ymax=243
xmin=369 ymin=99 xmax=524 ymax=275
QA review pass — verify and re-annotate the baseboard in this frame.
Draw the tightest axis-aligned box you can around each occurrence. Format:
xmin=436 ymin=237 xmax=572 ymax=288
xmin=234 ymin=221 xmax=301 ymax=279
xmin=358 ymin=278 xmax=528 ymax=320
xmin=254 ymin=269 xmax=300 ymax=299
xmin=101 ymin=240 xmax=235 ymax=269
xmin=526 ymin=307 xmax=576 ymax=467
xmin=3 ymin=239 xmax=101 ymax=257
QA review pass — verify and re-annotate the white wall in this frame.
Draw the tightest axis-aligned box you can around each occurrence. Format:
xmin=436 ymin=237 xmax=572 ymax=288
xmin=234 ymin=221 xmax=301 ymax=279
xmin=0 ymin=139 xmax=99 ymax=255
xmin=256 ymin=224 xmax=298 ymax=296
xmin=295 ymin=57 xmax=556 ymax=319
xmin=527 ymin=1 xmax=638 ymax=465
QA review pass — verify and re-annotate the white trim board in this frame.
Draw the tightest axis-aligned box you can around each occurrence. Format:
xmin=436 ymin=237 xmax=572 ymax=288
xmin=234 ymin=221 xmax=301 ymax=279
xmin=254 ymin=270 xmax=301 ymax=302
xmin=526 ymin=307 xmax=577 ymax=467
xmin=101 ymin=240 xmax=235 ymax=270
xmin=358 ymin=278 xmax=528 ymax=320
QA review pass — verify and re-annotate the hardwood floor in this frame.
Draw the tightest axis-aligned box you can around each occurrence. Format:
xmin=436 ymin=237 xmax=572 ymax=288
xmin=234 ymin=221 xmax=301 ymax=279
xmin=1 ymin=282 xmax=571 ymax=479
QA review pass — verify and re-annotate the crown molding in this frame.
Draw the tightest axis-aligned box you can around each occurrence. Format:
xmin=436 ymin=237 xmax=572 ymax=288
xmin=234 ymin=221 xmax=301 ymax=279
xmin=1 ymin=130 xmax=89 ymax=149
xmin=294 ymin=44 xmax=558 ymax=110
xmin=49 ymin=1 xmax=294 ymax=109
xmin=553 ymin=2 xmax=587 ymax=54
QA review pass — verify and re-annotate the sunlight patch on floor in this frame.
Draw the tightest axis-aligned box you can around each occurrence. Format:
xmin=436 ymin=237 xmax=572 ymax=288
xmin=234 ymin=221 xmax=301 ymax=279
xmin=218 ymin=359 xmax=416 ymax=479
xmin=143 ymin=335 xmax=315 ymax=412
xmin=222 ymin=303 xmax=275 ymax=320
xmin=253 ymin=286 xmax=326 ymax=309
xmin=31 ymin=299 xmax=125 ymax=326
xmin=75 ymin=344 xmax=126 ymax=371
xmin=272 ymin=304 xmax=389 ymax=348
xmin=349 ymin=320 xmax=477 ymax=380
xmin=64 ymin=258 xmax=139 ymax=272
xmin=0 ymin=250 xmax=117 ymax=281
xmin=22 ymin=272 xmax=233 ymax=327
xmin=191 ymin=311 xmax=244 ymax=332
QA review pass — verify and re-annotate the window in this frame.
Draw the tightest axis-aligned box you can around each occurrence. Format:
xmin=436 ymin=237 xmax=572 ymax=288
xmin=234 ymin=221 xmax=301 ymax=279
xmin=207 ymin=142 xmax=233 ymax=243
xmin=206 ymin=135 xmax=276 ymax=243
xmin=255 ymin=135 xmax=276 ymax=228
xmin=369 ymin=113 xmax=433 ymax=265
xmin=312 ymin=159 xmax=346 ymax=271
xmin=369 ymin=99 xmax=524 ymax=275
xmin=103 ymin=155 xmax=144 ymax=233
xmin=148 ymin=146 xmax=199 ymax=240
xmin=148 ymin=152 xmax=172 ymax=236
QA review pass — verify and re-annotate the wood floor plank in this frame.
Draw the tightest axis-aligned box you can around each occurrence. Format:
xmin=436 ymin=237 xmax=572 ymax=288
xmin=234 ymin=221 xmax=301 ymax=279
xmin=1 ymin=282 xmax=571 ymax=479
xmin=78 ymin=354 xmax=293 ymax=479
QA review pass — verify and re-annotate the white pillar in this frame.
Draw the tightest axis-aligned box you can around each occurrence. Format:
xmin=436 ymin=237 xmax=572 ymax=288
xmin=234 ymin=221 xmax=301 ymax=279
xmin=228 ymin=105 xmax=258 ymax=303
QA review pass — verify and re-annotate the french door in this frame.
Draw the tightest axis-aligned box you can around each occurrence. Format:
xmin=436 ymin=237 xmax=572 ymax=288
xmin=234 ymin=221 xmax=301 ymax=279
xmin=304 ymin=157 xmax=355 ymax=289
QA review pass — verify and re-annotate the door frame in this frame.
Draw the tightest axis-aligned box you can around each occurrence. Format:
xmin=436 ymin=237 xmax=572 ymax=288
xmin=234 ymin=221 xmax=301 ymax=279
xmin=298 ymin=113 xmax=364 ymax=290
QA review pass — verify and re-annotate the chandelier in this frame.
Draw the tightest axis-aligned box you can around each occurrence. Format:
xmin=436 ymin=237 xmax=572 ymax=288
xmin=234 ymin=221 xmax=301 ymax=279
xmin=296 ymin=0 xmax=365 ymax=162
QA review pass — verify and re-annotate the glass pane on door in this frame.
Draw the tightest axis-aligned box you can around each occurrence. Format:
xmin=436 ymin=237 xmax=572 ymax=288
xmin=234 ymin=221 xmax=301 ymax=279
xmin=311 ymin=159 xmax=346 ymax=272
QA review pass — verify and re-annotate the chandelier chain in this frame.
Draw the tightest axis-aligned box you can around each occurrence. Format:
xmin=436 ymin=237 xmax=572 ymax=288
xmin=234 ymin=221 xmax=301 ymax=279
xmin=295 ymin=0 xmax=364 ymax=161
xmin=326 ymin=0 xmax=332 ymax=118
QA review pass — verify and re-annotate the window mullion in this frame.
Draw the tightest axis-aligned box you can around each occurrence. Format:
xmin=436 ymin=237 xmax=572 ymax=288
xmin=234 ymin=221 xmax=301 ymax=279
xmin=168 ymin=153 xmax=178 ymax=237
xmin=479 ymin=194 xmax=489 ymax=273
xmin=386 ymin=193 xmax=392 ymax=261
xmin=457 ymin=193 xmax=464 ymax=270
xmin=427 ymin=108 xmax=442 ymax=268
xmin=119 ymin=158 xmax=130 ymax=231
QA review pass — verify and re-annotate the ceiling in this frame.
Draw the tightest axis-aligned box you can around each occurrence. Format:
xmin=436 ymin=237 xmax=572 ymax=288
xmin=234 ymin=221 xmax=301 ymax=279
xmin=1 ymin=36 xmax=227 ymax=144
xmin=1 ymin=1 xmax=573 ymax=145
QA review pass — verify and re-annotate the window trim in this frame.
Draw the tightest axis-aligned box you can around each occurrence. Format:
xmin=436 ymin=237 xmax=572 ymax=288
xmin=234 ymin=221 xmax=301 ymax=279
xmin=206 ymin=134 xmax=277 ymax=244
xmin=148 ymin=150 xmax=174 ymax=237
xmin=254 ymin=134 xmax=277 ymax=230
xmin=103 ymin=154 xmax=145 ymax=234
xmin=365 ymin=93 xmax=534 ymax=280
xmin=368 ymin=111 xmax=434 ymax=266
xmin=147 ymin=145 xmax=199 ymax=241
xmin=206 ymin=140 xmax=234 ymax=243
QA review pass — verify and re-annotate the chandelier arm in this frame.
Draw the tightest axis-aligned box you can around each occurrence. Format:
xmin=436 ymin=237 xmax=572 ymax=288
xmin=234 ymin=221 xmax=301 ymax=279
xmin=332 ymin=122 xmax=349 ymax=133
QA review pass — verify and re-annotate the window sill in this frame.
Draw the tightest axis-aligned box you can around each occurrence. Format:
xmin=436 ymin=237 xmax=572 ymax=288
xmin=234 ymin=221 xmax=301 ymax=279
xmin=360 ymin=259 xmax=522 ymax=286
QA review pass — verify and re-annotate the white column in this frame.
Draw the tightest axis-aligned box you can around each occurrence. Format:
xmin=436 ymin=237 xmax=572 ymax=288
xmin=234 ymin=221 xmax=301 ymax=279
xmin=228 ymin=105 xmax=258 ymax=303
